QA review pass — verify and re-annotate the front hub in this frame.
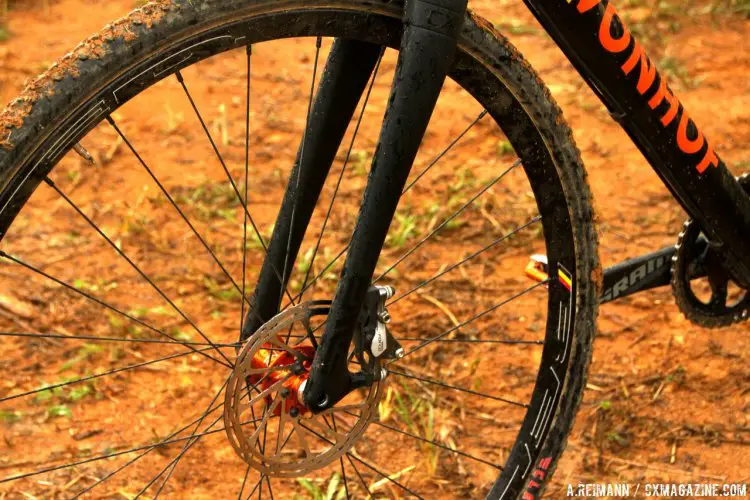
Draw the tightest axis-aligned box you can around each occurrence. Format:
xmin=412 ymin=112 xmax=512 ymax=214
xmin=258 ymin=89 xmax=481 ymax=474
xmin=248 ymin=344 xmax=314 ymax=417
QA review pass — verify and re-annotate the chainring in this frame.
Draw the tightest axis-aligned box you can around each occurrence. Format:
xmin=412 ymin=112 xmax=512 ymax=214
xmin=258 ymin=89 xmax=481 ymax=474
xmin=671 ymin=174 xmax=750 ymax=328
xmin=224 ymin=302 xmax=382 ymax=478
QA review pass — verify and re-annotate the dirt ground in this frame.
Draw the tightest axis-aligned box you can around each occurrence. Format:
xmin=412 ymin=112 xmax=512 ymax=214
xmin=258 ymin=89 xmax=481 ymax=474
xmin=0 ymin=0 xmax=748 ymax=498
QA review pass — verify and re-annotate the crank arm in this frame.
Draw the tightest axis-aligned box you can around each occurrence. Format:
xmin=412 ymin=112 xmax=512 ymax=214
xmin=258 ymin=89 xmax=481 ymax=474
xmin=241 ymin=39 xmax=382 ymax=341
xmin=600 ymin=237 xmax=721 ymax=302
xmin=304 ymin=0 xmax=469 ymax=412
xmin=599 ymin=245 xmax=677 ymax=303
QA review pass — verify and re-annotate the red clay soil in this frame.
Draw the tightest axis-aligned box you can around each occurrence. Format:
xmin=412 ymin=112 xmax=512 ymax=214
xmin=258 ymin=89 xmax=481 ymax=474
xmin=0 ymin=0 xmax=747 ymax=498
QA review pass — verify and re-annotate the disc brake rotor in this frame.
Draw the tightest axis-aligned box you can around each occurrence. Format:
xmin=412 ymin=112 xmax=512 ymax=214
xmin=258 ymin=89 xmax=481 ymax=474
xmin=224 ymin=302 xmax=382 ymax=478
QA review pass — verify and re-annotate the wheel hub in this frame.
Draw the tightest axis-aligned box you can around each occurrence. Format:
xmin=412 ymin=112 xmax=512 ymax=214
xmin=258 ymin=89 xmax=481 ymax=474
xmin=247 ymin=343 xmax=314 ymax=418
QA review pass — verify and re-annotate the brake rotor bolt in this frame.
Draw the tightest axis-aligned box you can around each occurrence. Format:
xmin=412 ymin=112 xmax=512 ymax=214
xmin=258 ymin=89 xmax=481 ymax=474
xmin=290 ymin=407 xmax=299 ymax=418
xmin=280 ymin=388 xmax=290 ymax=398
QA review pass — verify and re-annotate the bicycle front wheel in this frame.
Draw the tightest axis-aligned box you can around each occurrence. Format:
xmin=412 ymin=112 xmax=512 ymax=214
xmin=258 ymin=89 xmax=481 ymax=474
xmin=0 ymin=1 xmax=599 ymax=498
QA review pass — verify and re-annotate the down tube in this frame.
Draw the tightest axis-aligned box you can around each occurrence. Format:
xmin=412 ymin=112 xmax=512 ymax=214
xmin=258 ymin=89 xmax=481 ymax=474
xmin=522 ymin=0 xmax=750 ymax=283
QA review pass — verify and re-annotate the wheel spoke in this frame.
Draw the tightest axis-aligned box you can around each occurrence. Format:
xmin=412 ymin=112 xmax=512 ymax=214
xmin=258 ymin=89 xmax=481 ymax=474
xmin=280 ymin=35 xmax=323 ymax=330
xmin=342 ymin=409 xmax=502 ymax=470
xmin=243 ymin=366 xmax=277 ymax=376
xmin=402 ymin=110 xmax=488 ymax=194
xmin=106 ymin=116 xmax=251 ymax=309
xmin=298 ymin=47 xmax=385 ymax=301
xmin=331 ymin=414 xmax=351 ymax=499
xmin=246 ymin=391 xmax=284 ymax=446
xmin=144 ymin=379 xmax=231 ymax=498
xmin=138 ymin=415 xmax=225 ymax=498
xmin=238 ymin=464 xmax=253 ymax=500
xmin=396 ymin=279 xmax=550 ymax=360
xmin=318 ymin=403 xmax=366 ymax=416
xmin=389 ymin=214 xmax=542 ymax=305
xmin=396 ymin=337 xmax=543 ymax=345
xmin=345 ymin=454 xmax=371 ymax=497
xmin=245 ymin=476 xmax=263 ymax=500
xmin=247 ymin=377 xmax=290 ymax=410
xmin=347 ymin=452 xmax=421 ymax=498
xmin=41 ymin=178 xmax=234 ymax=367
xmin=175 ymin=70 xmax=295 ymax=306
xmin=389 ymin=368 xmax=527 ymax=408
xmin=0 ymin=331 xmax=238 ymax=347
xmin=1 ymin=408 xmax=260 ymax=484
xmin=283 ymin=245 xmax=347 ymax=309
xmin=241 ymin=44 xmax=253 ymax=332
xmin=71 ymin=399 xmax=228 ymax=498
xmin=0 ymin=345 xmax=222 ymax=404
xmin=268 ymin=335 xmax=311 ymax=359
xmin=306 ymin=415 xmax=347 ymax=442
xmin=291 ymin=418 xmax=313 ymax=457
xmin=277 ymin=425 xmax=297 ymax=455
xmin=0 ymin=250 xmax=230 ymax=368
xmin=275 ymin=407 xmax=288 ymax=455
xmin=280 ymin=332 xmax=542 ymax=346
xmin=265 ymin=475 xmax=275 ymax=500
xmin=298 ymin=421 xmax=422 ymax=498
xmin=374 ymin=158 xmax=521 ymax=284
xmin=340 ymin=456 xmax=350 ymax=499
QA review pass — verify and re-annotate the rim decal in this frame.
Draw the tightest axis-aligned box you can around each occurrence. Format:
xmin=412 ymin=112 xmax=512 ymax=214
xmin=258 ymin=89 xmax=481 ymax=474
xmin=557 ymin=264 xmax=573 ymax=293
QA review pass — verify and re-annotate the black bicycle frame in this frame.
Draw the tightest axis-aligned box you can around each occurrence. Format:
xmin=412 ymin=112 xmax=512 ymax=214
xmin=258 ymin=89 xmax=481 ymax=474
xmin=525 ymin=0 xmax=750 ymax=287
xmin=245 ymin=0 xmax=750 ymax=412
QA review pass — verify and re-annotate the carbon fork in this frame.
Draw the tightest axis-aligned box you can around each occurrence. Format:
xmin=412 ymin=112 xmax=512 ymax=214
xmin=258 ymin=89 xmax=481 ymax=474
xmin=302 ymin=0 xmax=470 ymax=411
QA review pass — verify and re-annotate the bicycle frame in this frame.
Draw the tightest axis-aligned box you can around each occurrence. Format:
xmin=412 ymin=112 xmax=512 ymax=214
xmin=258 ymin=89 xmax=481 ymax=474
xmin=525 ymin=0 xmax=750 ymax=286
xmin=242 ymin=0 xmax=750 ymax=412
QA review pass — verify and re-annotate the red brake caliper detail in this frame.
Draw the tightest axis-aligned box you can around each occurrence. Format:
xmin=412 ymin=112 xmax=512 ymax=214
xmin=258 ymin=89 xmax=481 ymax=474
xmin=248 ymin=343 xmax=315 ymax=417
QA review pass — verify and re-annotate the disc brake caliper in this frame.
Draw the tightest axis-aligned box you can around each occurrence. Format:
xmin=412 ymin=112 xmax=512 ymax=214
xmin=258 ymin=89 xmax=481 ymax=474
xmin=354 ymin=285 xmax=404 ymax=379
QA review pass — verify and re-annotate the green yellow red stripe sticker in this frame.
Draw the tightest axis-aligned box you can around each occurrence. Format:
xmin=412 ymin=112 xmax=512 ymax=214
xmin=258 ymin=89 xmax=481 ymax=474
xmin=558 ymin=266 xmax=572 ymax=292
